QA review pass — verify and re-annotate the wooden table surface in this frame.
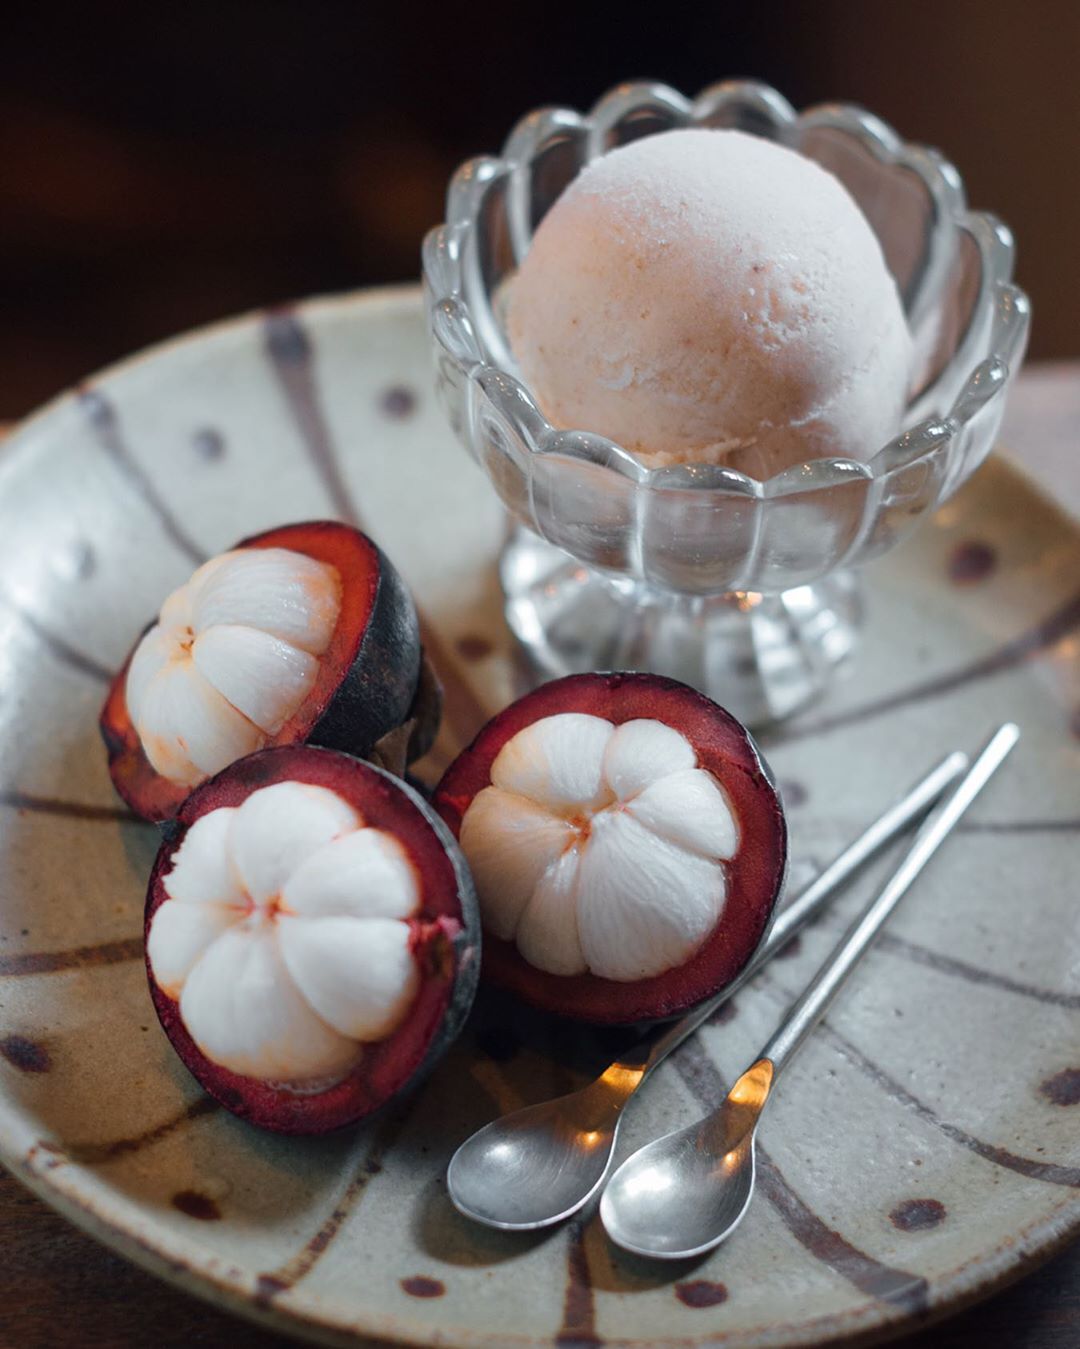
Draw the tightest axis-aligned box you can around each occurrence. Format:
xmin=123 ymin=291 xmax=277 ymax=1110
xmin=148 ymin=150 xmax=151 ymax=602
xmin=1 ymin=363 xmax=1077 ymax=1346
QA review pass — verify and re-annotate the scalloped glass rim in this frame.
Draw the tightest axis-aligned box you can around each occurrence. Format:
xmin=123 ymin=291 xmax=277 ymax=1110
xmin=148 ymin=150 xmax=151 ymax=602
xmin=422 ymin=77 xmax=1031 ymax=501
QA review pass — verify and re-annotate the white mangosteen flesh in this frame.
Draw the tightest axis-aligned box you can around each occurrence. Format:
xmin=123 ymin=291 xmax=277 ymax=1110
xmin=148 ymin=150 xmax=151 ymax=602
xmin=147 ymin=780 xmax=422 ymax=1085
xmin=125 ymin=549 xmax=341 ymax=788
xmin=458 ymin=715 xmax=739 ymax=980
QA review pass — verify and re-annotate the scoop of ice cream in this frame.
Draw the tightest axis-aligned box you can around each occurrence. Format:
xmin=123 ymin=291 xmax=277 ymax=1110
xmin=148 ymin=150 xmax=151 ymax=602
xmin=507 ymin=128 xmax=913 ymax=478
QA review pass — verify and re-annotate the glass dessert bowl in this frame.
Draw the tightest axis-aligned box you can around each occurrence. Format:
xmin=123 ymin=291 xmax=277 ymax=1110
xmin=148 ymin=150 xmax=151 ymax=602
xmin=422 ymin=79 xmax=1030 ymax=725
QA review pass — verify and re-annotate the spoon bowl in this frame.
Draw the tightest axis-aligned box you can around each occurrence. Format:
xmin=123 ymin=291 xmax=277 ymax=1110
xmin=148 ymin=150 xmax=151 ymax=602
xmin=599 ymin=1061 xmax=770 ymax=1260
xmin=448 ymin=1076 xmax=630 ymax=1230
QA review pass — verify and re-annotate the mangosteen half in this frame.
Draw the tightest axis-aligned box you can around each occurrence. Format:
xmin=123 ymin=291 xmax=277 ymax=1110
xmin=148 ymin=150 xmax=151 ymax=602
xmin=101 ymin=521 xmax=423 ymax=821
xmin=145 ymin=744 xmax=479 ymax=1133
xmin=433 ymin=672 xmax=786 ymax=1025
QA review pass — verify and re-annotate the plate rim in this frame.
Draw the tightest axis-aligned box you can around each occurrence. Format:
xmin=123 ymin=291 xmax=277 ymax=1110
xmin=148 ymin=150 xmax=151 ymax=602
xmin=0 ymin=283 xmax=1077 ymax=1349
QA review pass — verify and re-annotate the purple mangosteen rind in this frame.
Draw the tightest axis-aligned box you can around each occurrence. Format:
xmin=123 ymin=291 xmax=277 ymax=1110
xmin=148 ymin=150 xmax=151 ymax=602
xmin=305 ymin=537 xmax=422 ymax=758
xmin=145 ymin=746 xmax=481 ymax=1134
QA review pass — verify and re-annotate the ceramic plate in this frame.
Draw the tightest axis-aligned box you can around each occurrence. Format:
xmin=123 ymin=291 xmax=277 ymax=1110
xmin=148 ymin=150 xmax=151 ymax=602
xmin=0 ymin=287 xmax=1077 ymax=1348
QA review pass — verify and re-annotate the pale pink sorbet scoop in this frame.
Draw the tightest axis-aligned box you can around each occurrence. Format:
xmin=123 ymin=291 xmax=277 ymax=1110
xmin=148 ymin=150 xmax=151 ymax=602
xmin=507 ymin=128 xmax=914 ymax=479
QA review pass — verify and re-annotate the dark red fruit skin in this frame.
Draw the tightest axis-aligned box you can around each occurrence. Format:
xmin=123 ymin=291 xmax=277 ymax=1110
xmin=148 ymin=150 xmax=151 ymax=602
xmin=100 ymin=522 xmax=422 ymax=821
xmin=145 ymin=745 xmax=479 ymax=1134
xmin=432 ymin=673 xmax=787 ymax=1026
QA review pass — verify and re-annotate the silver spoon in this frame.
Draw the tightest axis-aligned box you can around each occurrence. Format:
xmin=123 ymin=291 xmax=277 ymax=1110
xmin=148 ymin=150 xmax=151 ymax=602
xmin=599 ymin=723 xmax=1019 ymax=1260
xmin=448 ymin=748 xmax=969 ymax=1231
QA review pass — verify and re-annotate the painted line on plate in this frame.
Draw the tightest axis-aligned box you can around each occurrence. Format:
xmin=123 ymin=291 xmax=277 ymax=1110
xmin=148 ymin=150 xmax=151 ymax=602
xmin=254 ymin=1107 xmax=407 ymax=1300
xmin=0 ymin=590 xmax=113 ymax=685
xmin=814 ymin=1017 xmax=1080 ymax=1188
xmin=0 ymin=935 xmax=143 ymax=977
xmin=753 ymin=1153 xmax=929 ymax=1312
xmin=959 ymin=818 xmax=1080 ymax=834
xmin=796 ymin=816 xmax=1080 ymax=838
xmin=556 ymin=1217 xmax=601 ymax=1347
xmin=261 ymin=308 xmax=490 ymax=749
xmin=767 ymin=589 xmax=1080 ymax=745
xmin=262 ymin=312 xmax=356 ymax=529
xmin=0 ymin=790 xmax=147 ymax=825
xmin=874 ymin=932 xmax=1080 ymax=1012
xmin=77 ymin=386 xmax=208 ymax=566
xmin=776 ymin=863 xmax=1078 ymax=1014
xmin=29 ymin=1095 xmax=219 ymax=1168
xmin=795 ymin=911 xmax=1080 ymax=1013
xmin=674 ymin=1038 xmax=930 ymax=1314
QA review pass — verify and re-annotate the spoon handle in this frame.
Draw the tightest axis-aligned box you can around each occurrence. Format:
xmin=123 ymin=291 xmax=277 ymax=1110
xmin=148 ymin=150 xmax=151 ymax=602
xmin=619 ymin=749 xmax=970 ymax=1078
xmin=761 ymin=723 xmax=1019 ymax=1080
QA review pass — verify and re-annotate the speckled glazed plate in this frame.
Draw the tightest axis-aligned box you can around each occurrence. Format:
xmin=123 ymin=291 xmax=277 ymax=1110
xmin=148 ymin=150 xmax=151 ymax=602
xmin=0 ymin=286 xmax=1077 ymax=1349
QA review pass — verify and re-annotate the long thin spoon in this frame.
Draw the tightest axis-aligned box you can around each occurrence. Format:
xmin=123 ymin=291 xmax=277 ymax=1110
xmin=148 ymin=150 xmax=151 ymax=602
xmin=599 ymin=723 xmax=1019 ymax=1259
xmin=448 ymin=748 xmax=969 ymax=1231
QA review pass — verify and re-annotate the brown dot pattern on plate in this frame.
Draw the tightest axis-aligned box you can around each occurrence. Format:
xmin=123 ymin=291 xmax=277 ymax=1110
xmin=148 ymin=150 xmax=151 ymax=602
xmin=675 ymin=1280 xmax=729 ymax=1309
xmin=193 ymin=427 xmax=226 ymax=461
xmin=1039 ymin=1068 xmax=1080 ymax=1106
xmin=400 ymin=1276 xmax=445 ymax=1299
xmin=0 ymin=1034 xmax=50 ymax=1073
xmin=775 ymin=934 xmax=803 ymax=961
xmin=710 ymin=998 xmax=738 ymax=1025
xmin=947 ymin=540 xmax=998 ymax=585
xmin=779 ymin=778 xmax=808 ymax=808
xmin=380 ymin=385 xmax=417 ymax=419
xmin=456 ymin=633 xmax=494 ymax=662
xmin=890 ymin=1198 xmax=947 ymax=1232
xmin=171 ymin=1189 xmax=222 ymax=1221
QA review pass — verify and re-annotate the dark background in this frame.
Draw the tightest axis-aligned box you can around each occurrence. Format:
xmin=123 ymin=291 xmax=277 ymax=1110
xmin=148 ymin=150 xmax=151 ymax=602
xmin=1 ymin=0 xmax=1077 ymax=419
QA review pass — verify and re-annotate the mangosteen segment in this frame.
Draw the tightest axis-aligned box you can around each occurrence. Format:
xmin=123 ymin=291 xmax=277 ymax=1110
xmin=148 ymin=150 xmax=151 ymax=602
xmin=434 ymin=673 xmax=786 ymax=1025
xmin=146 ymin=747 xmax=480 ymax=1133
xmin=460 ymin=713 xmax=737 ymax=982
xmin=147 ymin=780 xmax=421 ymax=1085
xmin=103 ymin=522 xmax=423 ymax=821
xmin=126 ymin=548 xmax=341 ymax=788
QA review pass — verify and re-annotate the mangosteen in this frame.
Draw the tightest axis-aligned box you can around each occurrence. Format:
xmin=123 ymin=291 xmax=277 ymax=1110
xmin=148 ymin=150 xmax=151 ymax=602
xmin=145 ymin=745 xmax=479 ymax=1133
xmin=433 ymin=673 xmax=786 ymax=1025
xmin=101 ymin=521 xmax=424 ymax=821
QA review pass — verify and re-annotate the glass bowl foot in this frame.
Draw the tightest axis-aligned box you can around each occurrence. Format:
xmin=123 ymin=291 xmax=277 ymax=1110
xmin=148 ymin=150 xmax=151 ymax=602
xmin=500 ymin=529 xmax=862 ymax=727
